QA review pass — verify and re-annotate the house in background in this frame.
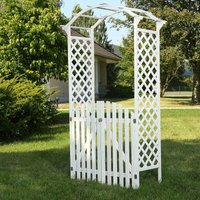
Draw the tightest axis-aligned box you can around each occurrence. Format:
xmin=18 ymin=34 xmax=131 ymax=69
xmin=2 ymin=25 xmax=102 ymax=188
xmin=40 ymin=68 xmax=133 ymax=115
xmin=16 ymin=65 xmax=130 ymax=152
xmin=48 ymin=30 xmax=121 ymax=103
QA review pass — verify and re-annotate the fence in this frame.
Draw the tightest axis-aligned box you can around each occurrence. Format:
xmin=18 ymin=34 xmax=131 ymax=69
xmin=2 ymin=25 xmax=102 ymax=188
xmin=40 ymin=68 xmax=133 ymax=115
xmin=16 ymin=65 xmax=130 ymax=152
xmin=70 ymin=101 xmax=142 ymax=188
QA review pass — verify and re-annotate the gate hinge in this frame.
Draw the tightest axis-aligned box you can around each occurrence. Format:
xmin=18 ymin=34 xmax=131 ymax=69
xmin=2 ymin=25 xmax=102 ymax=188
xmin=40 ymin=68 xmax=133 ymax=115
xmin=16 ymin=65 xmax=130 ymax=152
xmin=98 ymin=118 xmax=102 ymax=122
xmin=70 ymin=167 xmax=73 ymax=171
xmin=133 ymin=119 xmax=136 ymax=124
xmin=134 ymin=174 xmax=138 ymax=179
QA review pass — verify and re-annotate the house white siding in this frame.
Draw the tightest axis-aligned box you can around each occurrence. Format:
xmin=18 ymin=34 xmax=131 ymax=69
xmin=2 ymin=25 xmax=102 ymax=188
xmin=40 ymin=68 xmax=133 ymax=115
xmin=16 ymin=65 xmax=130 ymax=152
xmin=49 ymin=57 xmax=108 ymax=103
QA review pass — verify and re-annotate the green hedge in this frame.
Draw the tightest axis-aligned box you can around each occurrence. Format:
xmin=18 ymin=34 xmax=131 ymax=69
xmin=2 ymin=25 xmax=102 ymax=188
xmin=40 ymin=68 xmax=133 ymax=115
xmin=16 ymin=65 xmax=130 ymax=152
xmin=0 ymin=77 xmax=57 ymax=141
xmin=106 ymin=85 xmax=134 ymax=98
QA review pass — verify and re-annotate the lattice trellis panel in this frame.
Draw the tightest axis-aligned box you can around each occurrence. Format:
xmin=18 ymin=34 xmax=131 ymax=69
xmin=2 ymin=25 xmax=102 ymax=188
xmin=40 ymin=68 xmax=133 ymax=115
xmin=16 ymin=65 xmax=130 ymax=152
xmin=135 ymin=29 xmax=160 ymax=171
xmin=69 ymin=36 xmax=94 ymax=110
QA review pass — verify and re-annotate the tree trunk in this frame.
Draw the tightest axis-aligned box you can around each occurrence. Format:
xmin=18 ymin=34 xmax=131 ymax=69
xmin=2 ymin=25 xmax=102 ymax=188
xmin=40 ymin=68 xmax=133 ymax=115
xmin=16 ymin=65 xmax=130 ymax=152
xmin=160 ymin=75 xmax=174 ymax=97
xmin=196 ymin=68 xmax=200 ymax=104
xmin=191 ymin=74 xmax=196 ymax=103
xmin=160 ymin=85 xmax=167 ymax=97
xmin=193 ymin=62 xmax=200 ymax=104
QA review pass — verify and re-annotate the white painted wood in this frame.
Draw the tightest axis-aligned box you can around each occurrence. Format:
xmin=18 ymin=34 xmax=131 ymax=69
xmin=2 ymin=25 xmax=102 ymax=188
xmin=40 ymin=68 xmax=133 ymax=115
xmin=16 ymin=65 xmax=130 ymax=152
xmin=81 ymin=104 xmax=86 ymax=180
xmin=91 ymin=28 xmax=95 ymax=105
xmin=95 ymin=59 xmax=99 ymax=96
xmin=70 ymin=108 xmax=76 ymax=179
xmin=136 ymin=27 xmax=161 ymax=173
xmin=106 ymin=101 xmax=112 ymax=185
xmin=131 ymin=111 xmax=139 ymax=189
xmin=125 ymin=109 xmax=130 ymax=188
xmin=156 ymin=22 xmax=162 ymax=183
xmin=112 ymin=103 xmax=117 ymax=185
xmin=132 ymin=17 xmax=141 ymax=189
xmin=64 ymin=4 xmax=165 ymax=30
xmin=67 ymin=4 xmax=165 ymax=189
xmin=91 ymin=102 xmax=96 ymax=180
xmin=76 ymin=108 xmax=81 ymax=179
xmin=86 ymin=102 xmax=91 ymax=180
xmin=68 ymin=36 xmax=94 ymax=111
xmin=97 ymin=101 xmax=102 ymax=181
xmin=118 ymin=105 xmax=124 ymax=187
xmin=100 ymin=101 xmax=106 ymax=184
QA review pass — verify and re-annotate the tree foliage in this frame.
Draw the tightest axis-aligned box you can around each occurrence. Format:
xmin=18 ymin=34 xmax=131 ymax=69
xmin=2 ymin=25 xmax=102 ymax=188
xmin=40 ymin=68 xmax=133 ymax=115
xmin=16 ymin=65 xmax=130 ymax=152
xmin=122 ymin=0 xmax=200 ymax=101
xmin=0 ymin=0 xmax=68 ymax=84
xmin=0 ymin=76 xmax=56 ymax=141
xmin=117 ymin=34 xmax=134 ymax=88
xmin=160 ymin=46 xmax=185 ymax=96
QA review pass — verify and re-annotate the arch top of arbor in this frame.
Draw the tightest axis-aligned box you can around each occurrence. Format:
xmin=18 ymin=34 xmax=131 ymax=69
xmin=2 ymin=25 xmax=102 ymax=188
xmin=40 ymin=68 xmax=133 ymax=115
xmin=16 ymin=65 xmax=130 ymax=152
xmin=63 ymin=3 xmax=166 ymax=31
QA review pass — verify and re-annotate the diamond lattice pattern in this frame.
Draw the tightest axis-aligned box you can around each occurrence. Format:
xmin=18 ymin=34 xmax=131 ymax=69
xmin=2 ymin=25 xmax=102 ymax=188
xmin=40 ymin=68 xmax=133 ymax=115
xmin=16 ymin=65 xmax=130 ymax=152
xmin=70 ymin=37 xmax=94 ymax=107
xmin=136 ymin=30 xmax=159 ymax=170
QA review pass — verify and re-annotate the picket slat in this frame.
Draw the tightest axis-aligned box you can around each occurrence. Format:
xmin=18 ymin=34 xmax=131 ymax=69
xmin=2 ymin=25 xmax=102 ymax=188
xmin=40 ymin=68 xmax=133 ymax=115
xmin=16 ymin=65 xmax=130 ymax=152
xmin=101 ymin=102 xmax=106 ymax=184
xmin=91 ymin=102 xmax=96 ymax=180
xmin=112 ymin=103 xmax=117 ymax=185
xmin=81 ymin=104 xmax=85 ymax=179
xmin=86 ymin=103 xmax=91 ymax=180
xmin=70 ymin=108 xmax=76 ymax=178
xmin=125 ymin=109 xmax=130 ymax=187
xmin=97 ymin=101 xmax=102 ymax=181
xmin=118 ymin=105 xmax=124 ymax=187
xmin=76 ymin=108 xmax=81 ymax=179
xmin=106 ymin=101 xmax=111 ymax=185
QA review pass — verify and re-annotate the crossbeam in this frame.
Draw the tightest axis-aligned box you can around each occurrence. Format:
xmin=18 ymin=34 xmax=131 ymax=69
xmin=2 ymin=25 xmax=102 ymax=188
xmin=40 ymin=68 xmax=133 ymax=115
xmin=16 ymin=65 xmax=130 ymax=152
xmin=75 ymin=14 xmax=101 ymax=20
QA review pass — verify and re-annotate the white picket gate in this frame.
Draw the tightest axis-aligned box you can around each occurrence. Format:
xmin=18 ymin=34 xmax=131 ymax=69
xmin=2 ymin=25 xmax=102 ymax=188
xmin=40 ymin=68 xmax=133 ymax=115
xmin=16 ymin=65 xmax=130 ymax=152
xmin=63 ymin=3 xmax=166 ymax=189
xmin=70 ymin=101 xmax=139 ymax=188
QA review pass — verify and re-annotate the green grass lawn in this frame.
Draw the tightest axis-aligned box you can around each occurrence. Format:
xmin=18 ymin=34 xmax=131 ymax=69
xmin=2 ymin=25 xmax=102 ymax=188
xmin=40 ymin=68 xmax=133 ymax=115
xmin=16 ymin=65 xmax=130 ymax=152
xmin=58 ymin=97 xmax=200 ymax=109
xmin=0 ymin=110 xmax=200 ymax=200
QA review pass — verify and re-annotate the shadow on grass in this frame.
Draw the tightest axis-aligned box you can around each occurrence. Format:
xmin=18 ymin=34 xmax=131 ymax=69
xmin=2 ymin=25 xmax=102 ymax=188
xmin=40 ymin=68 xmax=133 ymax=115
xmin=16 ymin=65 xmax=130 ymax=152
xmin=52 ymin=111 xmax=69 ymax=124
xmin=0 ymin=111 xmax=70 ymax=145
xmin=0 ymin=139 xmax=200 ymax=200
xmin=22 ymin=124 xmax=69 ymax=143
xmin=163 ymin=97 xmax=197 ymax=106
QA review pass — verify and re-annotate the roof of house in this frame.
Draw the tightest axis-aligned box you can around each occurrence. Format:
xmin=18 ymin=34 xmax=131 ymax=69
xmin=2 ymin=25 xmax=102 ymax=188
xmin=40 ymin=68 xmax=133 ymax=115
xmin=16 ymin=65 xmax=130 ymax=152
xmin=71 ymin=30 xmax=121 ymax=63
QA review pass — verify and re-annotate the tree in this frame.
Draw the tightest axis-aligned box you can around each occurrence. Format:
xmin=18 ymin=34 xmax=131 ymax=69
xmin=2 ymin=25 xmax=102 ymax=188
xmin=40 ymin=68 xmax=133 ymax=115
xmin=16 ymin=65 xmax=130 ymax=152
xmin=116 ymin=34 xmax=134 ymax=89
xmin=0 ymin=0 xmax=68 ymax=84
xmin=72 ymin=4 xmax=112 ymax=50
xmin=160 ymin=46 xmax=185 ymax=96
xmin=122 ymin=0 xmax=200 ymax=102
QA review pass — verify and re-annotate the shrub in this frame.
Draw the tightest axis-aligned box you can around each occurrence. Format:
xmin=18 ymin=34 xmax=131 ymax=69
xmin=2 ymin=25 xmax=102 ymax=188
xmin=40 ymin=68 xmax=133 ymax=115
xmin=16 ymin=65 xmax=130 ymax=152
xmin=0 ymin=77 xmax=57 ymax=141
xmin=106 ymin=85 xmax=134 ymax=98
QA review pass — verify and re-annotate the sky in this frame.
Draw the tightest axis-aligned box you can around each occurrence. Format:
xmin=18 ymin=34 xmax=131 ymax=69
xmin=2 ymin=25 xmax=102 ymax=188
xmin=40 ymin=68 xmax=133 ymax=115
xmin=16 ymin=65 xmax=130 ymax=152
xmin=61 ymin=0 xmax=128 ymax=45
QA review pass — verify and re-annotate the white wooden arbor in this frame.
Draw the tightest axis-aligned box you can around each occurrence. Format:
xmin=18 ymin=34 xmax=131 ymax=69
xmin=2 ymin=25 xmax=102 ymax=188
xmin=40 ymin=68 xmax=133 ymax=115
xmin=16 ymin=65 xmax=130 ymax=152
xmin=62 ymin=3 xmax=166 ymax=189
